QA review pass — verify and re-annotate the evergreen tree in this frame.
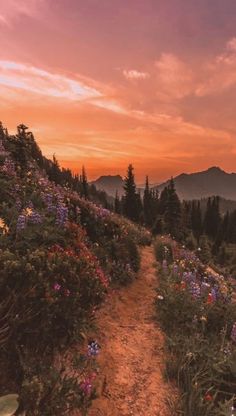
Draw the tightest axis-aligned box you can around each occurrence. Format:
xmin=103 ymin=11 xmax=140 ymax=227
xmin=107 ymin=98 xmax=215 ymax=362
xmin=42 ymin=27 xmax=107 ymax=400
xmin=81 ymin=166 xmax=89 ymax=199
xmin=123 ymin=164 xmax=140 ymax=222
xmin=158 ymin=186 xmax=169 ymax=216
xmin=136 ymin=191 xmax=143 ymax=223
xmin=191 ymin=201 xmax=202 ymax=241
xmin=49 ymin=154 xmax=62 ymax=183
xmin=228 ymin=210 xmax=236 ymax=243
xmin=204 ymin=196 xmax=221 ymax=239
xmin=199 ymin=235 xmax=212 ymax=264
xmin=164 ymin=178 xmax=182 ymax=238
xmin=143 ymin=176 xmax=152 ymax=227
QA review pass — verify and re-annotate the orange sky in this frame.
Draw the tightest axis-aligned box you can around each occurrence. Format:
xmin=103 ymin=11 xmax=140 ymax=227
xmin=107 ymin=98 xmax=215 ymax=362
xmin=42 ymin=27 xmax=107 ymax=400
xmin=0 ymin=0 xmax=236 ymax=182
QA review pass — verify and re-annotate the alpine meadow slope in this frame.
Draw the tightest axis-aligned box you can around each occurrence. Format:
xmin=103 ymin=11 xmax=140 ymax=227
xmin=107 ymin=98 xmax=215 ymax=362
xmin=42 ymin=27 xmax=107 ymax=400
xmin=0 ymin=122 xmax=151 ymax=415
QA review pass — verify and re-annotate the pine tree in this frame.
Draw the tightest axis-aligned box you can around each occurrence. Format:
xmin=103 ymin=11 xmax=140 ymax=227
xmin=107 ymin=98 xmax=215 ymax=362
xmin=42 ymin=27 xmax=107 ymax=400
xmin=123 ymin=164 xmax=140 ymax=222
xmin=199 ymin=235 xmax=212 ymax=263
xmin=158 ymin=186 xmax=169 ymax=216
xmin=143 ymin=176 xmax=152 ymax=227
xmin=48 ymin=154 xmax=61 ymax=183
xmin=204 ymin=196 xmax=221 ymax=239
xmin=81 ymin=166 xmax=89 ymax=199
xmin=191 ymin=201 xmax=202 ymax=241
xmin=164 ymin=178 xmax=182 ymax=238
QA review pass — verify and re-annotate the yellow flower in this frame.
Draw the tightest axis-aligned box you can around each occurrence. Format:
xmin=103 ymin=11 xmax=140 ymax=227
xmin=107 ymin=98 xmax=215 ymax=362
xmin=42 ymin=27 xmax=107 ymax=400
xmin=24 ymin=208 xmax=33 ymax=216
xmin=0 ymin=218 xmax=9 ymax=234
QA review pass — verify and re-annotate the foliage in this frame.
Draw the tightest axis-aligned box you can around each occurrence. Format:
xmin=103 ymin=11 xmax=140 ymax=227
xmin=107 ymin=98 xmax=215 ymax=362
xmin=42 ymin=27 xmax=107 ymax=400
xmin=122 ymin=164 xmax=143 ymax=223
xmin=155 ymin=237 xmax=236 ymax=416
xmin=0 ymin=124 xmax=150 ymax=415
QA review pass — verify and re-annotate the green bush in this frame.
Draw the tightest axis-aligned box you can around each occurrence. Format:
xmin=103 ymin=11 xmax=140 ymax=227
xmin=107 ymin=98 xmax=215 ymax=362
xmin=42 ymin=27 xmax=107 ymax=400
xmin=154 ymin=239 xmax=173 ymax=263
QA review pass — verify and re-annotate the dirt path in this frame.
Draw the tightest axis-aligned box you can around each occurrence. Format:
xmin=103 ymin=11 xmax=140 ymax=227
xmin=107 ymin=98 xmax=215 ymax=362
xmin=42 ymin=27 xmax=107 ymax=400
xmin=88 ymin=246 xmax=177 ymax=416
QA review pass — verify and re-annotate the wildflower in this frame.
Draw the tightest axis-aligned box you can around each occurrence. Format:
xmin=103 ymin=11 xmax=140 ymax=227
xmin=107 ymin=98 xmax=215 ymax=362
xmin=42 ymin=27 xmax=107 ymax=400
xmin=87 ymin=340 xmax=100 ymax=357
xmin=157 ymin=295 xmax=164 ymax=300
xmin=1 ymin=157 xmax=16 ymax=176
xmin=231 ymin=322 xmax=236 ymax=343
xmin=0 ymin=218 xmax=9 ymax=234
xmin=16 ymin=214 xmax=27 ymax=231
xmin=189 ymin=282 xmax=201 ymax=299
xmin=53 ymin=283 xmax=61 ymax=291
xmin=207 ymin=293 xmax=214 ymax=304
xmin=204 ymin=393 xmax=213 ymax=401
xmin=80 ymin=378 xmax=92 ymax=396
xmin=29 ymin=211 xmax=42 ymax=224
xmin=56 ymin=204 xmax=68 ymax=227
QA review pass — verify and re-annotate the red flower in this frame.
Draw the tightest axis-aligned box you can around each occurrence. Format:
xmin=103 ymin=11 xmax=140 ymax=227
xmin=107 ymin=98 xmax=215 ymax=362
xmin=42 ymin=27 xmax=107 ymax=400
xmin=204 ymin=393 xmax=213 ymax=401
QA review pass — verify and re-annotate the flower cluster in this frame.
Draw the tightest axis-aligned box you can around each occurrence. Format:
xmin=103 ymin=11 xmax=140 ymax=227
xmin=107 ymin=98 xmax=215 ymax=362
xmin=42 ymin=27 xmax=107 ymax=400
xmin=231 ymin=322 xmax=236 ymax=343
xmin=1 ymin=157 xmax=16 ymax=176
xmin=0 ymin=218 xmax=9 ymax=235
xmin=87 ymin=340 xmax=100 ymax=357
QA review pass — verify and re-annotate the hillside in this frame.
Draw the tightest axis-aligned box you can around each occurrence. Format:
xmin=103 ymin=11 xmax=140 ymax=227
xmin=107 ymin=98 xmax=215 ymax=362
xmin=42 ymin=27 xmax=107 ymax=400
xmin=0 ymin=123 xmax=151 ymax=415
xmin=156 ymin=167 xmax=236 ymax=200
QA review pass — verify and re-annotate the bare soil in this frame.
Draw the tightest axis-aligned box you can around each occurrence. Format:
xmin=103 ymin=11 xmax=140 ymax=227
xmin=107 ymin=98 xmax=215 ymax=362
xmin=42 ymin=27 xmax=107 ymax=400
xmin=87 ymin=245 xmax=178 ymax=416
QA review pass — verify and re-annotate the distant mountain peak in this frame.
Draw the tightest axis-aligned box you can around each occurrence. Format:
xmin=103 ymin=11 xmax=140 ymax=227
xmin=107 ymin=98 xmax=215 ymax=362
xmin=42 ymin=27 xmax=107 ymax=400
xmin=206 ymin=166 xmax=225 ymax=173
xmin=91 ymin=175 xmax=124 ymax=197
xmin=155 ymin=166 xmax=236 ymax=201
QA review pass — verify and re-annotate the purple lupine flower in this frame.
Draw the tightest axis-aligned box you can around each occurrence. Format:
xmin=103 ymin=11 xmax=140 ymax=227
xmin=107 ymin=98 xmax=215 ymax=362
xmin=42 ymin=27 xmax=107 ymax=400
xmin=41 ymin=193 xmax=56 ymax=213
xmin=189 ymin=282 xmax=201 ymax=299
xmin=211 ymin=286 xmax=218 ymax=302
xmin=15 ymin=198 xmax=22 ymax=212
xmin=231 ymin=322 xmax=236 ymax=343
xmin=29 ymin=211 xmax=42 ymax=224
xmin=56 ymin=204 xmax=68 ymax=226
xmin=16 ymin=214 xmax=27 ymax=231
xmin=87 ymin=340 xmax=100 ymax=357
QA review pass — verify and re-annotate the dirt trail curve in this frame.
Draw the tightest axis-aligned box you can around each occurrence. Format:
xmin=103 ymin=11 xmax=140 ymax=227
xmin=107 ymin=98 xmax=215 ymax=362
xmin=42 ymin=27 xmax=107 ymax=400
xmin=87 ymin=246 xmax=177 ymax=416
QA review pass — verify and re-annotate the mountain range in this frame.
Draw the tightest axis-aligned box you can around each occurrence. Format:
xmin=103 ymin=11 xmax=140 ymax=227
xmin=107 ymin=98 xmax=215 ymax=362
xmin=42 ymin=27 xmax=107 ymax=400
xmin=91 ymin=167 xmax=236 ymax=201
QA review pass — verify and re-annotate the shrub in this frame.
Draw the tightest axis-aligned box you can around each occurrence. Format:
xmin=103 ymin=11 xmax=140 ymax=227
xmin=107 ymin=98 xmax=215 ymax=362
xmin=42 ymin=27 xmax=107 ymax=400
xmin=155 ymin=241 xmax=236 ymax=416
xmin=154 ymin=238 xmax=173 ymax=264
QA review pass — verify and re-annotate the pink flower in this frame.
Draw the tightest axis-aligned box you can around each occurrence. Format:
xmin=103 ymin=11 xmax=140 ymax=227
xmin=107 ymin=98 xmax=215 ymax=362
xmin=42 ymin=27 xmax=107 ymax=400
xmin=53 ymin=283 xmax=61 ymax=291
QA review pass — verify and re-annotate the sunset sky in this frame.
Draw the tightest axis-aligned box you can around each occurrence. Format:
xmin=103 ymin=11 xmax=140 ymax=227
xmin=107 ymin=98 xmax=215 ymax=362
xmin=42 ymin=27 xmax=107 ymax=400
xmin=1 ymin=0 xmax=236 ymax=182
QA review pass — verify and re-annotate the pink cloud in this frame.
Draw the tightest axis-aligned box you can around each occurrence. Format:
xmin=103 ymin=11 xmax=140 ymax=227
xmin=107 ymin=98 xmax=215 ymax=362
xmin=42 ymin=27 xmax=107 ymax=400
xmin=0 ymin=0 xmax=45 ymax=25
xmin=155 ymin=53 xmax=195 ymax=100
xmin=123 ymin=69 xmax=150 ymax=80
xmin=196 ymin=37 xmax=236 ymax=96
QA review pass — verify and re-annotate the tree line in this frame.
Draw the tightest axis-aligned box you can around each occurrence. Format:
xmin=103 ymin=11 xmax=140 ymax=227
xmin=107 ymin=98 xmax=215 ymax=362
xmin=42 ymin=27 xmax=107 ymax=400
xmin=117 ymin=164 xmax=236 ymax=260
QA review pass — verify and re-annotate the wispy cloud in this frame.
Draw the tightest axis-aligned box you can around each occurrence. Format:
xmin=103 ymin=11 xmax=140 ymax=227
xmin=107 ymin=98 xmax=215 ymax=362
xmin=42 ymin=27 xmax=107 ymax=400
xmin=155 ymin=53 xmax=195 ymax=100
xmin=196 ymin=37 xmax=236 ymax=96
xmin=123 ymin=69 xmax=150 ymax=80
xmin=0 ymin=0 xmax=45 ymax=25
xmin=0 ymin=61 xmax=130 ymax=114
